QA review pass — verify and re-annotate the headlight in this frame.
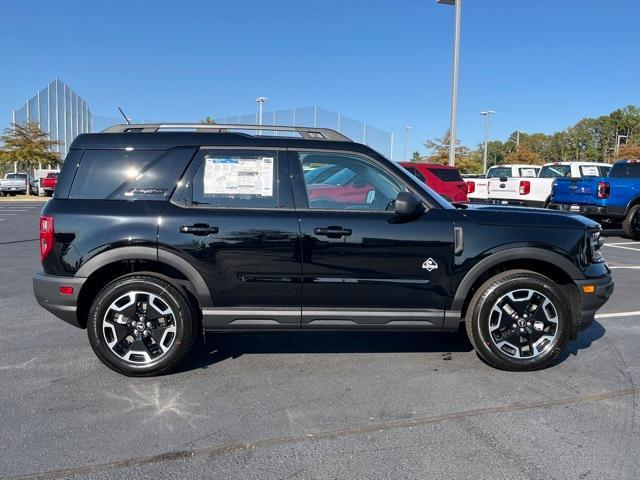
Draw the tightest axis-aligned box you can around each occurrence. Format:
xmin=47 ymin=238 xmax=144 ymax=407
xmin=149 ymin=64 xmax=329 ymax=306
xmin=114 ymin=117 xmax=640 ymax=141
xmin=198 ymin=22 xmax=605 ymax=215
xmin=586 ymin=230 xmax=604 ymax=263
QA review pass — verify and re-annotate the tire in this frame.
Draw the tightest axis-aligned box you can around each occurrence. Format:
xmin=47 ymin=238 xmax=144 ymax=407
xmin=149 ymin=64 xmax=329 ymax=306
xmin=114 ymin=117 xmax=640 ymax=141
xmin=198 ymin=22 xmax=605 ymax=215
xmin=622 ymin=204 xmax=640 ymax=240
xmin=465 ymin=270 xmax=570 ymax=371
xmin=87 ymin=274 xmax=198 ymax=376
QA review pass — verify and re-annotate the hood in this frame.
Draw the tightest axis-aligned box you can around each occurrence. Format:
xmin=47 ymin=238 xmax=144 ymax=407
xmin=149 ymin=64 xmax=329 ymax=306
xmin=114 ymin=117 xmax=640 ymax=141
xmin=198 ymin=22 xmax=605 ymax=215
xmin=458 ymin=204 xmax=599 ymax=229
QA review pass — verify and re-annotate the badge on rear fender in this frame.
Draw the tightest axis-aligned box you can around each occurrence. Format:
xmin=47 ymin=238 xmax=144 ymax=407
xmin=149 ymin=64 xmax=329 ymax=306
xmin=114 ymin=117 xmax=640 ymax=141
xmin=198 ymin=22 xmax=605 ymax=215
xmin=422 ymin=258 xmax=438 ymax=272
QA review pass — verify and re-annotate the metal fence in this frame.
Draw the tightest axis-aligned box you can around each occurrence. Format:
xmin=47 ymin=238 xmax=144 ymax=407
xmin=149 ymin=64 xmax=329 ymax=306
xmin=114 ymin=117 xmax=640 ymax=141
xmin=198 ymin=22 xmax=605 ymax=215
xmin=12 ymin=79 xmax=92 ymax=158
xmin=215 ymin=106 xmax=394 ymax=159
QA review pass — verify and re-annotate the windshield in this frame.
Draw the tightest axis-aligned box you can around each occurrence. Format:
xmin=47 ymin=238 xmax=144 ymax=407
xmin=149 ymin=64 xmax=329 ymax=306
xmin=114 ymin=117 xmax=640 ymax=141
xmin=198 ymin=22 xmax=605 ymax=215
xmin=539 ymin=165 xmax=571 ymax=178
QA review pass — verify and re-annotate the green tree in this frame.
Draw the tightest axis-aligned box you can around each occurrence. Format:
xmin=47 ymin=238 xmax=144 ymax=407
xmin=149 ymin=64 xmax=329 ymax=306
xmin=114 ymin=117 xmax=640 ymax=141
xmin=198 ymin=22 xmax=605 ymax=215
xmin=0 ymin=122 xmax=61 ymax=173
xmin=200 ymin=117 xmax=216 ymax=124
xmin=411 ymin=151 xmax=421 ymax=162
xmin=424 ymin=129 xmax=470 ymax=165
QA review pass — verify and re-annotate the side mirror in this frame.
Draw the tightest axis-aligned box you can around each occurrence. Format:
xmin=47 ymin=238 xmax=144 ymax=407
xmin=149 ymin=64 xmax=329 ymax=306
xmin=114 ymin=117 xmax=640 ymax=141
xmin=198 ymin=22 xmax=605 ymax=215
xmin=394 ymin=192 xmax=425 ymax=216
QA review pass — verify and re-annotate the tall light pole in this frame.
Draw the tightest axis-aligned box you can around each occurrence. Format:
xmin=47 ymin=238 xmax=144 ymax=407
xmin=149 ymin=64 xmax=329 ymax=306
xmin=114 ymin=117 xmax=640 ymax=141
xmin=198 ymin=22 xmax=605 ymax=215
xmin=480 ymin=110 xmax=496 ymax=174
xmin=437 ymin=0 xmax=462 ymax=166
xmin=255 ymin=96 xmax=268 ymax=125
xmin=404 ymin=126 xmax=412 ymax=161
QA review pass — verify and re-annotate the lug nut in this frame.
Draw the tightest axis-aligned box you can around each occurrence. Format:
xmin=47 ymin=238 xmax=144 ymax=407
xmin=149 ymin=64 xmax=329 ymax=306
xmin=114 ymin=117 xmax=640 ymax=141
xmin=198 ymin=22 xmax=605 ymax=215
xmin=512 ymin=323 xmax=517 ymax=329
xmin=146 ymin=322 xmax=153 ymax=328
xmin=527 ymin=322 xmax=531 ymax=326
xmin=520 ymin=327 xmax=525 ymax=333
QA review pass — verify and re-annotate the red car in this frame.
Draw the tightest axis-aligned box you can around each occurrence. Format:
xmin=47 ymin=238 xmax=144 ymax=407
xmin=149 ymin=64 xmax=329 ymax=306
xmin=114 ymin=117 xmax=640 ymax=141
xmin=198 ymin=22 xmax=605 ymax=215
xmin=41 ymin=172 xmax=59 ymax=196
xmin=400 ymin=162 xmax=469 ymax=202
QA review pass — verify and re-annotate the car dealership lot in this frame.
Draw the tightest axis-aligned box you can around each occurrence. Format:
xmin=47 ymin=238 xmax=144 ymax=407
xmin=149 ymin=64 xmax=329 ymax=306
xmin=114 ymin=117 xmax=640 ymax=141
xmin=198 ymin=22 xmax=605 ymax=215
xmin=1 ymin=201 xmax=639 ymax=479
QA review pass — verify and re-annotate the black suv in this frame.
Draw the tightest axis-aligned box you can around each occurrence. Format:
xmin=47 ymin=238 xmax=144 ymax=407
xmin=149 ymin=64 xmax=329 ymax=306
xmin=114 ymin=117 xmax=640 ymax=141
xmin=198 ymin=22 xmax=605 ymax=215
xmin=33 ymin=124 xmax=613 ymax=376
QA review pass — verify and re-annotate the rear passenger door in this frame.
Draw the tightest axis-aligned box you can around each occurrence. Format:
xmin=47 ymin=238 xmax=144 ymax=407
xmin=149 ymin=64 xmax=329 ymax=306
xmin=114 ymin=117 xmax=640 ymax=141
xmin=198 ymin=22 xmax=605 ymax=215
xmin=160 ymin=148 xmax=302 ymax=329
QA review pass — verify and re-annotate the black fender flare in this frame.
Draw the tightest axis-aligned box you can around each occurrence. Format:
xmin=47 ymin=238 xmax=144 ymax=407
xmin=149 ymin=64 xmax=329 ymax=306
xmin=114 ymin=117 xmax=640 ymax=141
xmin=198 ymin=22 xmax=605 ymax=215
xmin=625 ymin=195 xmax=640 ymax=216
xmin=450 ymin=247 xmax=583 ymax=312
xmin=75 ymin=246 xmax=214 ymax=307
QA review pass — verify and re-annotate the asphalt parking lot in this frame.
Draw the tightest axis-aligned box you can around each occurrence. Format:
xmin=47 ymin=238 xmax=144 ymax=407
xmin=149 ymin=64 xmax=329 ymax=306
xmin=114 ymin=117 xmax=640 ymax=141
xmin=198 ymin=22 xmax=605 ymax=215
xmin=0 ymin=200 xmax=639 ymax=479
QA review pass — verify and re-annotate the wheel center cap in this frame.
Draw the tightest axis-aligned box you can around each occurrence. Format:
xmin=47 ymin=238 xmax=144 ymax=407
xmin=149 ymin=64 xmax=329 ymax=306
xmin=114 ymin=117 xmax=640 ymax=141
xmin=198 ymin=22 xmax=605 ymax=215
xmin=135 ymin=322 xmax=146 ymax=332
xmin=517 ymin=319 xmax=526 ymax=327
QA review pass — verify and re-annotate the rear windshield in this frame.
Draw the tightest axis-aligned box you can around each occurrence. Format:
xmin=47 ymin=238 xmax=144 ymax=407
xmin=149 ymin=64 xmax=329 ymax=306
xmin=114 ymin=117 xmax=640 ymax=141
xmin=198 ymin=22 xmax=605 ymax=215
xmin=539 ymin=165 xmax=571 ymax=178
xmin=487 ymin=167 xmax=512 ymax=178
xmin=610 ymin=162 xmax=640 ymax=178
xmin=429 ymin=168 xmax=462 ymax=182
xmin=6 ymin=173 xmax=27 ymax=179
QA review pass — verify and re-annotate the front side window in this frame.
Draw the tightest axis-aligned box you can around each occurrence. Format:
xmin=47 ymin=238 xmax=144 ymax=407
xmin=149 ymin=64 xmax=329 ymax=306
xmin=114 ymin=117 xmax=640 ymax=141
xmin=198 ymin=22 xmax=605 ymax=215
xmin=192 ymin=151 xmax=278 ymax=208
xmin=297 ymin=152 xmax=404 ymax=211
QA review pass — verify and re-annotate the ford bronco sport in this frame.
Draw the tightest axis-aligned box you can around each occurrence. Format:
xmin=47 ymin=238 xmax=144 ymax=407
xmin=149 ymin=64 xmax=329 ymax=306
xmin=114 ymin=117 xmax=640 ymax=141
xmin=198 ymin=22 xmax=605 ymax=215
xmin=33 ymin=124 xmax=613 ymax=376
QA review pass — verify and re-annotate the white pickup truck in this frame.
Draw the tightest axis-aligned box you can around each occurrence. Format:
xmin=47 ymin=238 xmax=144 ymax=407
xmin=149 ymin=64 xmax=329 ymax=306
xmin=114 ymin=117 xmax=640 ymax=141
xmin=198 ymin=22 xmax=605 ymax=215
xmin=488 ymin=161 xmax=612 ymax=208
xmin=465 ymin=164 xmax=540 ymax=203
xmin=0 ymin=173 xmax=30 ymax=196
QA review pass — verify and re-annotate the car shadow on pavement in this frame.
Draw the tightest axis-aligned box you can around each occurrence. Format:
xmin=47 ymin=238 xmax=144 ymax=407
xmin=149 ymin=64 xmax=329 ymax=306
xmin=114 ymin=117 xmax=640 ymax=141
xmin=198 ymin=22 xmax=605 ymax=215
xmin=179 ymin=329 xmax=474 ymax=372
xmin=554 ymin=320 xmax=606 ymax=365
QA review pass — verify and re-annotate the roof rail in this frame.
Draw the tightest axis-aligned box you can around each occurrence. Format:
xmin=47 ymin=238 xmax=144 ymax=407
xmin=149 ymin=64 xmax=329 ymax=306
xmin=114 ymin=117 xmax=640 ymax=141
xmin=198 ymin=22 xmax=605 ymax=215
xmin=100 ymin=123 xmax=352 ymax=142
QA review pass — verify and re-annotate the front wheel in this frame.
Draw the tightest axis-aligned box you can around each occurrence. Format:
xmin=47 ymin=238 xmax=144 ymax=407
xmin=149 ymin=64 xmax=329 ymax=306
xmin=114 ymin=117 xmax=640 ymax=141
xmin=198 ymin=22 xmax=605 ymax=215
xmin=465 ymin=270 xmax=570 ymax=371
xmin=87 ymin=274 xmax=197 ymax=376
xmin=622 ymin=205 xmax=640 ymax=240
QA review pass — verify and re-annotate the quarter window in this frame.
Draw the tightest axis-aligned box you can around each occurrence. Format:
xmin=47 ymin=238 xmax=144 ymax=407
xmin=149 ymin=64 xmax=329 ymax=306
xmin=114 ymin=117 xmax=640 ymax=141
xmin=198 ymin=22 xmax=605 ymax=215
xmin=298 ymin=152 xmax=404 ymax=211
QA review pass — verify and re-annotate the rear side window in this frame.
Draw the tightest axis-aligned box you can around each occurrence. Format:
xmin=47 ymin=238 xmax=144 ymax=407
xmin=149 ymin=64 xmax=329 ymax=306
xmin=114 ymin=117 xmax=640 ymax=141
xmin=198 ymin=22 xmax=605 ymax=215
xmin=519 ymin=167 xmax=539 ymax=177
xmin=610 ymin=162 xmax=640 ymax=178
xmin=191 ymin=151 xmax=278 ymax=208
xmin=68 ymin=148 xmax=196 ymax=200
xmin=429 ymin=168 xmax=462 ymax=182
xmin=403 ymin=166 xmax=427 ymax=183
xmin=579 ymin=165 xmax=603 ymax=177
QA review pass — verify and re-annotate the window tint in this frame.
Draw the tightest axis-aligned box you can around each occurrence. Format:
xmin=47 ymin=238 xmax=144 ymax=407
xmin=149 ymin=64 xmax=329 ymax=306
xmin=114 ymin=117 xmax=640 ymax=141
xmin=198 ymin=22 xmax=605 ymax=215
xmin=404 ymin=166 xmax=426 ymax=183
xmin=298 ymin=152 xmax=404 ymax=211
xmin=600 ymin=166 xmax=611 ymax=176
xmin=68 ymin=148 xmax=195 ymax=200
xmin=6 ymin=173 xmax=27 ymax=179
xmin=539 ymin=165 xmax=571 ymax=178
xmin=192 ymin=152 xmax=277 ymax=208
xmin=54 ymin=149 xmax=83 ymax=199
xmin=610 ymin=162 xmax=640 ymax=178
xmin=429 ymin=168 xmax=462 ymax=182
xmin=69 ymin=149 xmax=165 ymax=199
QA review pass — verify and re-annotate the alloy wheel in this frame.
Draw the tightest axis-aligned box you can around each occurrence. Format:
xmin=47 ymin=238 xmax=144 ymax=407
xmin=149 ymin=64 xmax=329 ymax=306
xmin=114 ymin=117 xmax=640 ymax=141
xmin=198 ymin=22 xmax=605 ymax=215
xmin=102 ymin=291 xmax=177 ymax=364
xmin=487 ymin=288 xmax=559 ymax=359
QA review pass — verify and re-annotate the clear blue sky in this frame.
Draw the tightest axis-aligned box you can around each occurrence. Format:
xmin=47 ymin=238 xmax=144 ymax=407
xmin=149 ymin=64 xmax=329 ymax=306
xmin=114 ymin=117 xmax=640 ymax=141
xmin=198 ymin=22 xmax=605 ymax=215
xmin=1 ymin=0 xmax=638 ymax=159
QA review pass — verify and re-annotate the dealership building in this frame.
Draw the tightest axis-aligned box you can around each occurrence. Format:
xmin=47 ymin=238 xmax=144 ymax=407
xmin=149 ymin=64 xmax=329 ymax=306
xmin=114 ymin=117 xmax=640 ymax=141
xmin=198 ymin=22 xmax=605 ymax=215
xmin=11 ymin=78 xmax=92 ymax=159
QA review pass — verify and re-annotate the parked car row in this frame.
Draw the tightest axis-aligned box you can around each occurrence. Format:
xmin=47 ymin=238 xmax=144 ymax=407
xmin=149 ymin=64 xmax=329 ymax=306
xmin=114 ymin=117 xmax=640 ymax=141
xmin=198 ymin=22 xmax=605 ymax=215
xmin=0 ymin=170 xmax=59 ymax=197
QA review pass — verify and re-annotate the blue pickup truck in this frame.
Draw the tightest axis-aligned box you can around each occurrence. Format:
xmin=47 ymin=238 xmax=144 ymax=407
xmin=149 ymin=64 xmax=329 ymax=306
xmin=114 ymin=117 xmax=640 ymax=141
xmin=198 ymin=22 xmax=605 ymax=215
xmin=550 ymin=159 xmax=640 ymax=239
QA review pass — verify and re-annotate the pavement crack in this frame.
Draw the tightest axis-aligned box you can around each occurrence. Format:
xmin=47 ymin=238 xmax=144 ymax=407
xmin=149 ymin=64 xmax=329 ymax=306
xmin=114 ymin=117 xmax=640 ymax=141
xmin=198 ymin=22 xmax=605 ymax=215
xmin=4 ymin=387 xmax=639 ymax=480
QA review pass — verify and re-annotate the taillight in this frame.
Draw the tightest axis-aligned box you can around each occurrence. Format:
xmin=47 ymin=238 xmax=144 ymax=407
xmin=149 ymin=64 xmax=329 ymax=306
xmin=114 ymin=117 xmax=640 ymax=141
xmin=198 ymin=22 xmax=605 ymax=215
xmin=467 ymin=181 xmax=475 ymax=193
xmin=40 ymin=215 xmax=54 ymax=261
xmin=597 ymin=182 xmax=610 ymax=199
xmin=519 ymin=180 xmax=531 ymax=195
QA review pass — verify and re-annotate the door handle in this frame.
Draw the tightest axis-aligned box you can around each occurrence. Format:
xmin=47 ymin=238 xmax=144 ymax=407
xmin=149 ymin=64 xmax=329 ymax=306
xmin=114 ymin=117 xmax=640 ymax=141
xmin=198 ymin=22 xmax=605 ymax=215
xmin=314 ymin=226 xmax=352 ymax=238
xmin=180 ymin=224 xmax=219 ymax=236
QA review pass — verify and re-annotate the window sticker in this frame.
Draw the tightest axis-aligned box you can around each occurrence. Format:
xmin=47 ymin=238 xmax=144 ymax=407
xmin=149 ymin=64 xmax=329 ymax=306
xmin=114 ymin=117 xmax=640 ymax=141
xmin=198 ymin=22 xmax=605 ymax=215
xmin=203 ymin=156 xmax=274 ymax=196
xmin=520 ymin=168 xmax=537 ymax=178
xmin=581 ymin=165 xmax=599 ymax=177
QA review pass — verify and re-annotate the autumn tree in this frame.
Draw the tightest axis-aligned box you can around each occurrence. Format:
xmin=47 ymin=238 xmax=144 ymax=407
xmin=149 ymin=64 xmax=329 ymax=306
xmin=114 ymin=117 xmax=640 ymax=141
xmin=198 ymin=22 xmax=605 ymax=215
xmin=0 ymin=122 xmax=61 ymax=173
xmin=424 ymin=129 xmax=470 ymax=165
xmin=504 ymin=146 xmax=544 ymax=165
xmin=612 ymin=141 xmax=640 ymax=160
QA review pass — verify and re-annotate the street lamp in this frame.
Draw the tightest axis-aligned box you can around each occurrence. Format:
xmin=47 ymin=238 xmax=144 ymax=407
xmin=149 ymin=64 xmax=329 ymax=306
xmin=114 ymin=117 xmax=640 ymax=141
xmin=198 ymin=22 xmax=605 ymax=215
xmin=480 ymin=110 xmax=496 ymax=174
xmin=404 ymin=126 xmax=412 ymax=161
xmin=255 ymin=96 xmax=268 ymax=126
xmin=437 ymin=0 xmax=462 ymax=166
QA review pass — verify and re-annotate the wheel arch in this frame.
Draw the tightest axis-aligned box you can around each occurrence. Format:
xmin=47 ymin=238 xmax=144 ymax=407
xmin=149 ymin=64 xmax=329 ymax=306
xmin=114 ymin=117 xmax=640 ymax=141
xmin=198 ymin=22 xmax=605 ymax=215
xmin=452 ymin=247 xmax=582 ymax=330
xmin=624 ymin=195 xmax=640 ymax=215
xmin=75 ymin=246 xmax=213 ymax=328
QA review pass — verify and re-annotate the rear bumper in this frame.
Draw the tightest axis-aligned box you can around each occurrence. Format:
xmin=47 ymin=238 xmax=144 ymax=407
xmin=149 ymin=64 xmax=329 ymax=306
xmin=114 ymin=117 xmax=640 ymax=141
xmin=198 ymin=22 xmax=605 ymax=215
xmin=550 ymin=203 xmax=618 ymax=218
xmin=575 ymin=274 xmax=614 ymax=332
xmin=489 ymin=198 xmax=546 ymax=208
xmin=33 ymin=272 xmax=86 ymax=328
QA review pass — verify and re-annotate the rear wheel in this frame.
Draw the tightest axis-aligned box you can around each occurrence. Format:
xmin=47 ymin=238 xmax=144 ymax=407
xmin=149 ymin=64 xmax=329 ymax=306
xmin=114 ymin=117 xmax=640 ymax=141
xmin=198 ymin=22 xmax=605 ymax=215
xmin=87 ymin=274 xmax=197 ymax=376
xmin=622 ymin=204 xmax=640 ymax=240
xmin=466 ymin=270 xmax=570 ymax=371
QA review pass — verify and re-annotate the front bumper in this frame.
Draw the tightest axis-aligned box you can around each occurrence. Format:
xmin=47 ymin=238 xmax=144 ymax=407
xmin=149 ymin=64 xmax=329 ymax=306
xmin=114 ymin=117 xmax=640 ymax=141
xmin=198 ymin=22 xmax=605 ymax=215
xmin=33 ymin=272 xmax=86 ymax=328
xmin=575 ymin=274 xmax=614 ymax=332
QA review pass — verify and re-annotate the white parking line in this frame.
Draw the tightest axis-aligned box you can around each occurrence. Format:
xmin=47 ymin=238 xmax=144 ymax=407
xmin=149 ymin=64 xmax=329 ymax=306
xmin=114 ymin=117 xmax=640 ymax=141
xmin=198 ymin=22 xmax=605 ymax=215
xmin=606 ymin=241 xmax=640 ymax=246
xmin=595 ymin=311 xmax=640 ymax=319
xmin=603 ymin=244 xmax=640 ymax=252
xmin=0 ymin=209 xmax=30 ymax=212
xmin=609 ymin=266 xmax=640 ymax=269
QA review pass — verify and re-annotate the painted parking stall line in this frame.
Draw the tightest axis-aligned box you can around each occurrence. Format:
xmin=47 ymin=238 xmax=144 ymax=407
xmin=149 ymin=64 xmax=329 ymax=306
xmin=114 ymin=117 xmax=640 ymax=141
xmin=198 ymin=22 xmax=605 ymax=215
xmin=595 ymin=311 xmax=640 ymax=319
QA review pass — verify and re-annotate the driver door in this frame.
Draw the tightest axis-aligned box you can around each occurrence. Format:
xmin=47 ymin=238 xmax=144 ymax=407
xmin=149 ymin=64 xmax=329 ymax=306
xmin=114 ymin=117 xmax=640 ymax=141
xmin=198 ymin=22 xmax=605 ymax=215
xmin=290 ymin=150 xmax=454 ymax=328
